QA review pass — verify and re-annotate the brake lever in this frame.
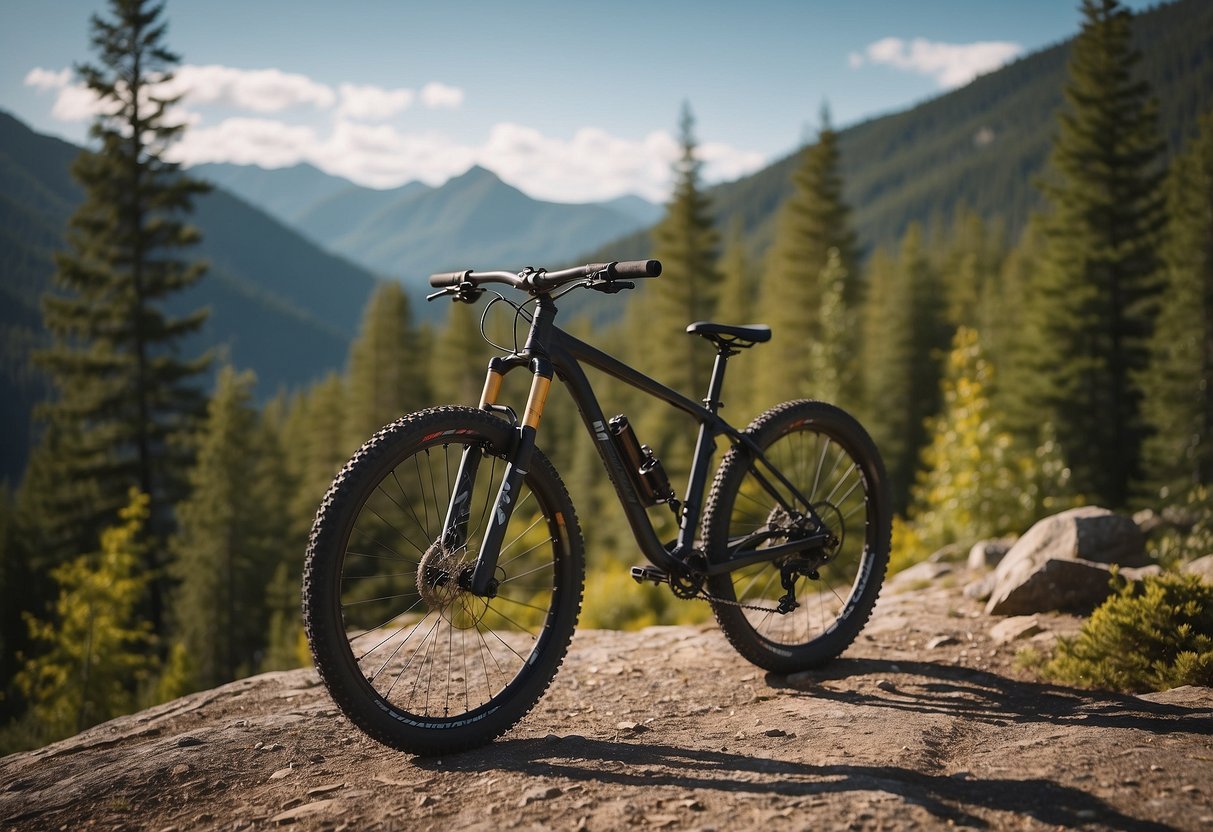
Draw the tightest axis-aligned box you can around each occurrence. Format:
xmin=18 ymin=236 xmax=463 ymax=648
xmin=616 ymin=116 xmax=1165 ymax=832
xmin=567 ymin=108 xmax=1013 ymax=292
xmin=589 ymin=279 xmax=635 ymax=294
xmin=427 ymin=282 xmax=485 ymax=303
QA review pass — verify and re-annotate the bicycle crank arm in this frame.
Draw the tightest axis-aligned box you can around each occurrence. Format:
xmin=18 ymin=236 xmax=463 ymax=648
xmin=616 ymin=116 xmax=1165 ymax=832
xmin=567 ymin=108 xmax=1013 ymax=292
xmin=704 ymin=533 xmax=833 ymax=576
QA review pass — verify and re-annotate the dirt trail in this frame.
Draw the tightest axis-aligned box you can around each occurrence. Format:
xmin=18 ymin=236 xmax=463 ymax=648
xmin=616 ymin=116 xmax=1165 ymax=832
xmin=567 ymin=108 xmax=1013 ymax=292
xmin=2 ymin=583 xmax=1211 ymax=831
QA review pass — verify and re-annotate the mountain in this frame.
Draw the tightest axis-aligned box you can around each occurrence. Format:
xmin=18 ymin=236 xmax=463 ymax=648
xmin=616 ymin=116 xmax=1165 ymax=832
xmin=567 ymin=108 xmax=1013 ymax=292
xmin=0 ymin=110 xmax=380 ymax=484
xmin=193 ymin=162 xmax=353 ymax=226
xmin=591 ymin=0 xmax=1213 ymax=264
xmin=190 ymin=162 xmax=659 ymax=286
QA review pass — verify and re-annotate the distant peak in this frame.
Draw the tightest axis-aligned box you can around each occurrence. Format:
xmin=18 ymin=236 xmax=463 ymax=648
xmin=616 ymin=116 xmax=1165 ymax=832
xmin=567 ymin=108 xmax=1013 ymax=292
xmin=452 ymin=164 xmax=499 ymax=183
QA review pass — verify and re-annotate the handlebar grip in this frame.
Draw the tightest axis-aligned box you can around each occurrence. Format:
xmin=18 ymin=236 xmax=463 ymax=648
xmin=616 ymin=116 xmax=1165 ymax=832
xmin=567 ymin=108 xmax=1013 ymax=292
xmin=614 ymin=259 xmax=662 ymax=278
xmin=429 ymin=269 xmax=471 ymax=287
xmin=586 ymin=260 xmax=662 ymax=279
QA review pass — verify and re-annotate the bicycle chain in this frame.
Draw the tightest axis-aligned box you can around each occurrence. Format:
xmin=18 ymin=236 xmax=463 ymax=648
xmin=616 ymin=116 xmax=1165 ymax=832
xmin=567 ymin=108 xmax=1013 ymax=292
xmin=683 ymin=585 xmax=786 ymax=614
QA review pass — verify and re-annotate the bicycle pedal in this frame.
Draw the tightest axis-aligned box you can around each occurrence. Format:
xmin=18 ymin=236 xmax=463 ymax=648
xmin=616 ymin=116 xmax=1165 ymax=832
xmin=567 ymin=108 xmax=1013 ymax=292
xmin=630 ymin=565 xmax=669 ymax=585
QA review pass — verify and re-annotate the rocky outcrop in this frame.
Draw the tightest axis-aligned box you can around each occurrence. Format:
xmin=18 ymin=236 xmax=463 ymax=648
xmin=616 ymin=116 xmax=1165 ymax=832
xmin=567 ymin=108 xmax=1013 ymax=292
xmin=985 ymin=507 xmax=1149 ymax=615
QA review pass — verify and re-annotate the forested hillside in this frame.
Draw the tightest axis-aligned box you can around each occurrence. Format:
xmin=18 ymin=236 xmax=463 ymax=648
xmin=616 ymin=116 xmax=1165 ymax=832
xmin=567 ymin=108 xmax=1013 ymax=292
xmin=594 ymin=0 xmax=1213 ymax=264
xmin=0 ymin=111 xmax=380 ymax=484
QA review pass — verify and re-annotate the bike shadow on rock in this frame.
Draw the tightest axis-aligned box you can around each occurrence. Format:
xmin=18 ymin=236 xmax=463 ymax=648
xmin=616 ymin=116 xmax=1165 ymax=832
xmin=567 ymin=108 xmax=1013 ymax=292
xmin=765 ymin=657 xmax=1213 ymax=736
xmin=419 ymin=736 xmax=1175 ymax=831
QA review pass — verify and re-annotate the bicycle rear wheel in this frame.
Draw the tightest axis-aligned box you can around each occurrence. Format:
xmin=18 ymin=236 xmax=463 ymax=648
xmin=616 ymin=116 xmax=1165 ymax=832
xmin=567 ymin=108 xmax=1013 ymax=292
xmin=303 ymin=406 xmax=584 ymax=755
xmin=702 ymin=400 xmax=890 ymax=673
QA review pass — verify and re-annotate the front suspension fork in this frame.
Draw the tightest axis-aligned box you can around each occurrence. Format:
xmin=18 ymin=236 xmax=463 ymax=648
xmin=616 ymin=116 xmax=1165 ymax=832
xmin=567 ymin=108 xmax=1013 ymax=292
xmin=442 ymin=359 xmax=553 ymax=597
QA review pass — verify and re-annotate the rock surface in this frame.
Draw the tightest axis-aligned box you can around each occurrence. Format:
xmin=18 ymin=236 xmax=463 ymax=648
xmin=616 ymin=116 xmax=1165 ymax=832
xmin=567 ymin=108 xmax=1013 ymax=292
xmin=986 ymin=507 xmax=1149 ymax=615
xmin=1 ymin=583 xmax=1211 ymax=832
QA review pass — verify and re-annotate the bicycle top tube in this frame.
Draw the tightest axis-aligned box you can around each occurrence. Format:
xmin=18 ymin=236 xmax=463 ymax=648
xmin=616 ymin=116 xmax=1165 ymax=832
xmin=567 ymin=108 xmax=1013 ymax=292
xmin=429 ymin=259 xmax=661 ymax=297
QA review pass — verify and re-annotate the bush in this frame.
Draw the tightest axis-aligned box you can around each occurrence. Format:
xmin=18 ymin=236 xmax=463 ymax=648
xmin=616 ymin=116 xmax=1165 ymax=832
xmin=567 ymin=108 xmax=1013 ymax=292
xmin=1150 ymin=485 xmax=1213 ymax=570
xmin=1042 ymin=572 xmax=1213 ymax=693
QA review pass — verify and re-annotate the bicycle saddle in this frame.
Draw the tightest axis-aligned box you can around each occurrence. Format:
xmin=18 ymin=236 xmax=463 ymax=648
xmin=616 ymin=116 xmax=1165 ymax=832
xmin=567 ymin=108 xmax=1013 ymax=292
xmin=686 ymin=321 xmax=772 ymax=349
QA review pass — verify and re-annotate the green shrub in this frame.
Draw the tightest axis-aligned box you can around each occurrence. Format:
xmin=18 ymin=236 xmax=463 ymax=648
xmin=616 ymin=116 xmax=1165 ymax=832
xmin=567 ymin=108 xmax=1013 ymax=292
xmin=1042 ymin=572 xmax=1213 ymax=692
xmin=1150 ymin=485 xmax=1213 ymax=570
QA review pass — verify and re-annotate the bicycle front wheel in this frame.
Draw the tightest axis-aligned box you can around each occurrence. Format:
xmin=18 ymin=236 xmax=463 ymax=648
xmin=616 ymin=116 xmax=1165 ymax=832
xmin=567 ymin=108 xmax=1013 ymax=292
xmin=302 ymin=406 xmax=584 ymax=755
xmin=702 ymin=400 xmax=891 ymax=673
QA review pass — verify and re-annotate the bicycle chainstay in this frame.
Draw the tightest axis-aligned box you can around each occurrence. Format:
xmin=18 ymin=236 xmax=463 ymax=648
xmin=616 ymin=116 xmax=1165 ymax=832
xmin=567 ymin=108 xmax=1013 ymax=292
xmin=630 ymin=565 xmax=794 ymax=614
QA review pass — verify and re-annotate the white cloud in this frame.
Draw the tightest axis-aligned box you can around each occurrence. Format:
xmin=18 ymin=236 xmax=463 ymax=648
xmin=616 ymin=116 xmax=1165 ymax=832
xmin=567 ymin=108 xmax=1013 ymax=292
xmin=166 ymin=114 xmax=763 ymax=202
xmin=337 ymin=83 xmax=414 ymax=120
xmin=420 ymin=82 xmax=463 ymax=110
xmin=164 ymin=65 xmax=336 ymax=112
xmin=25 ymin=61 xmax=753 ymax=202
xmin=24 ymin=67 xmax=71 ymax=90
xmin=850 ymin=36 xmax=1022 ymax=89
xmin=170 ymin=117 xmax=318 ymax=167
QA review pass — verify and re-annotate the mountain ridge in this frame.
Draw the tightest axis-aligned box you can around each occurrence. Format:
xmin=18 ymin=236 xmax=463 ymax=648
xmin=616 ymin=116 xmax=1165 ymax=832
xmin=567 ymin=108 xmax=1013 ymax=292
xmin=0 ymin=110 xmax=381 ymax=484
xmin=192 ymin=161 xmax=659 ymax=284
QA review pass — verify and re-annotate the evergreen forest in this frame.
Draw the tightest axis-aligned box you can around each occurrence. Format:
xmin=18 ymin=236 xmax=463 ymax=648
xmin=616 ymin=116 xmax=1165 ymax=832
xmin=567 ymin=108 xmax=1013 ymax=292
xmin=3 ymin=0 xmax=1213 ymax=752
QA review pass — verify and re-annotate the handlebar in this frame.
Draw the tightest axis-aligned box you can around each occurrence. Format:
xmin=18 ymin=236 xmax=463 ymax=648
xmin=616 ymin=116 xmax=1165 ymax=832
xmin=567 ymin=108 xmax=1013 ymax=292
xmin=428 ymin=259 xmax=661 ymax=295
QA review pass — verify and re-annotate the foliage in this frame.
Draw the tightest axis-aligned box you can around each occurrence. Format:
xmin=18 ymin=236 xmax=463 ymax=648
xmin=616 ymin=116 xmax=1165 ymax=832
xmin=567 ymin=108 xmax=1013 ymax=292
xmin=902 ymin=328 xmax=1074 ymax=565
xmin=28 ymin=0 xmax=212 ymax=635
xmin=14 ymin=490 xmax=157 ymax=743
xmin=169 ymin=366 xmax=286 ymax=689
xmin=1139 ymin=110 xmax=1213 ymax=502
xmin=859 ymin=225 xmax=951 ymax=512
xmin=757 ymin=108 xmax=860 ymax=408
xmin=1018 ymin=0 xmax=1165 ymax=508
xmin=1042 ymin=572 xmax=1213 ymax=692
xmin=643 ymin=103 xmax=721 ymax=408
xmin=1149 ymin=485 xmax=1213 ymax=570
xmin=344 ymin=281 xmax=430 ymax=448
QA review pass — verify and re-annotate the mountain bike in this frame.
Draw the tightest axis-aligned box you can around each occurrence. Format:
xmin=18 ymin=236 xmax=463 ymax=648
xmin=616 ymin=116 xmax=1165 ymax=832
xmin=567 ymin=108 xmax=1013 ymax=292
xmin=302 ymin=259 xmax=890 ymax=756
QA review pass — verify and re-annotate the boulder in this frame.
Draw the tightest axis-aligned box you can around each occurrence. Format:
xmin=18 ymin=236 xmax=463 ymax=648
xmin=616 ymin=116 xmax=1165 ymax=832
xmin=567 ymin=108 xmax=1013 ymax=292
xmin=984 ymin=507 xmax=1149 ymax=615
xmin=997 ymin=507 xmax=1148 ymax=576
xmin=967 ymin=537 xmax=1016 ymax=571
xmin=986 ymin=558 xmax=1121 ymax=616
xmin=1183 ymin=554 xmax=1213 ymax=585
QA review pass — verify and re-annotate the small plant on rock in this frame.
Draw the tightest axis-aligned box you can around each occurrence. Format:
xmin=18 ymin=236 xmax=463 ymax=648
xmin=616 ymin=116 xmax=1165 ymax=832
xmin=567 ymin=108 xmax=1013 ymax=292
xmin=1043 ymin=572 xmax=1213 ymax=692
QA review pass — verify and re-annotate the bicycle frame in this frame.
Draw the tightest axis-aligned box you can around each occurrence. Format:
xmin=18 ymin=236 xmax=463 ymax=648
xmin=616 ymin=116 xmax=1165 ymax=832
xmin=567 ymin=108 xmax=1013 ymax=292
xmin=448 ymin=294 xmax=830 ymax=596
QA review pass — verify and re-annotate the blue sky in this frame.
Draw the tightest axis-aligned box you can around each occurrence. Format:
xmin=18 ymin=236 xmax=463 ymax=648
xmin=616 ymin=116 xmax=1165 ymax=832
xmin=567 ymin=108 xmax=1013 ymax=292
xmin=0 ymin=0 xmax=1155 ymax=202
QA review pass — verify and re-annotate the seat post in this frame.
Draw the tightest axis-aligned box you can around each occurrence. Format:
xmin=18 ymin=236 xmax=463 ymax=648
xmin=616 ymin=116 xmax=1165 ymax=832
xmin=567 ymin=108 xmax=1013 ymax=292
xmin=703 ymin=347 xmax=735 ymax=415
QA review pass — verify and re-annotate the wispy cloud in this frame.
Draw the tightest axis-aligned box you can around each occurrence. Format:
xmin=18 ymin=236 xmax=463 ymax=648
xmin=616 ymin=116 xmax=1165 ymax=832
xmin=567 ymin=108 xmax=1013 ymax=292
xmin=848 ymin=37 xmax=1022 ymax=89
xmin=23 ymin=63 xmax=764 ymax=202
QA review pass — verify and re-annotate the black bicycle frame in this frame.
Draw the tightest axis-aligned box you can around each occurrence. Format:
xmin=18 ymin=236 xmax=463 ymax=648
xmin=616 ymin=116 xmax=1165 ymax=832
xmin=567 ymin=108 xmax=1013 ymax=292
xmin=453 ymin=294 xmax=830 ymax=596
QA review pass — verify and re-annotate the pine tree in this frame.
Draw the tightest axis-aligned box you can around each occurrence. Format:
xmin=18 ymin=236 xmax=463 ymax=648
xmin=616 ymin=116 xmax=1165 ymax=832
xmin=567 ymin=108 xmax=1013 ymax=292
xmin=1140 ymin=111 xmax=1213 ymax=501
xmin=30 ymin=0 xmax=210 ymax=631
xmin=860 ymin=226 xmax=951 ymax=512
xmin=714 ymin=220 xmax=760 ymax=420
xmin=169 ymin=367 xmax=282 ymax=689
xmin=757 ymin=106 xmax=859 ymax=406
xmin=646 ymin=103 xmax=721 ymax=404
xmin=805 ymin=249 xmax=857 ymax=408
xmin=429 ymin=301 xmax=492 ymax=407
xmin=15 ymin=490 xmax=156 ymax=741
xmin=344 ymin=281 xmax=429 ymax=449
xmin=1023 ymin=0 xmax=1165 ymax=507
